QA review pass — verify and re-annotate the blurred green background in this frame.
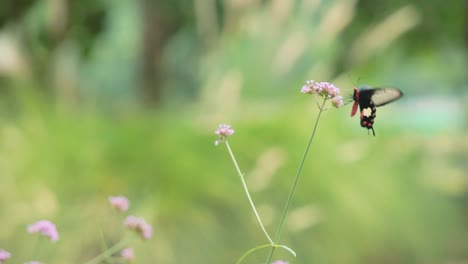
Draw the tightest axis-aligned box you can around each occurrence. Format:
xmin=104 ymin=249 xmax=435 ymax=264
xmin=0 ymin=0 xmax=467 ymax=263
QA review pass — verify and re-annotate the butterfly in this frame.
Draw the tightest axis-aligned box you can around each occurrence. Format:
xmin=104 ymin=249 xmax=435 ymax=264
xmin=351 ymin=86 xmax=403 ymax=136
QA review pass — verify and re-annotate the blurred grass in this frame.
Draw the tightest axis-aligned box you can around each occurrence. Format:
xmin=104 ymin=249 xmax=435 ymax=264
xmin=0 ymin=91 xmax=466 ymax=263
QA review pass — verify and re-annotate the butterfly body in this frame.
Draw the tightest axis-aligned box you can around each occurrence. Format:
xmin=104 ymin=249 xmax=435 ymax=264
xmin=351 ymin=87 xmax=403 ymax=136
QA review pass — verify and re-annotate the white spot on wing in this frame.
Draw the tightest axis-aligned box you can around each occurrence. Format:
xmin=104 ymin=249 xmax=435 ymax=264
xmin=362 ymin=107 xmax=372 ymax=117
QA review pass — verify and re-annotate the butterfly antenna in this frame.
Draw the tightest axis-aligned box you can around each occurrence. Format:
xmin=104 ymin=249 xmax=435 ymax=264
xmin=343 ymin=97 xmax=355 ymax=106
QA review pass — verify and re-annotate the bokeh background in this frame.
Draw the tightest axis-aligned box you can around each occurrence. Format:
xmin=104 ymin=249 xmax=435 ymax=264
xmin=0 ymin=0 xmax=467 ymax=263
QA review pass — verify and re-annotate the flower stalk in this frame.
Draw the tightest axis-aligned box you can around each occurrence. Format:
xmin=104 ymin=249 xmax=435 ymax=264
xmin=225 ymin=140 xmax=274 ymax=244
xmin=265 ymin=97 xmax=328 ymax=263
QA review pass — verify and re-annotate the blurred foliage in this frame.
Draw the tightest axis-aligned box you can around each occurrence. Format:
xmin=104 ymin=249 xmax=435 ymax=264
xmin=0 ymin=0 xmax=467 ymax=263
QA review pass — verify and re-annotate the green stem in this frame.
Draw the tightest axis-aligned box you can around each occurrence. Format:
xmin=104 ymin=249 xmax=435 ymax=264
xmin=265 ymin=98 xmax=327 ymax=263
xmin=225 ymin=140 xmax=274 ymax=244
xmin=85 ymin=239 xmax=127 ymax=264
xmin=236 ymin=244 xmax=272 ymax=264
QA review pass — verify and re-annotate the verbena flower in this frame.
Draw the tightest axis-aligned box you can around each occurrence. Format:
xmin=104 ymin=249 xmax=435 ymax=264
xmin=108 ymin=195 xmax=130 ymax=212
xmin=331 ymin=95 xmax=344 ymax=108
xmin=124 ymin=216 xmax=152 ymax=240
xmin=301 ymin=80 xmax=341 ymax=99
xmin=214 ymin=124 xmax=234 ymax=146
xmin=27 ymin=220 xmax=59 ymax=242
xmin=121 ymin=248 xmax=135 ymax=261
xmin=0 ymin=249 xmax=11 ymax=263
xmin=272 ymin=261 xmax=289 ymax=264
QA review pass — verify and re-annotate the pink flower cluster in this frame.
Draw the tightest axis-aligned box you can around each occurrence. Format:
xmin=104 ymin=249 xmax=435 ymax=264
xmin=27 ymin=220 xmax=59 ymax=242
xmin=0 ymin=250 xmax=11 ymax=263
xmin=272 ymin=261 xmax=289 ymax=264
xmin=301 ymin=80 xmax=343 ymax=108
xmin=124 ymin=216 xmax=152 ymax=240
xmin=1 ymin=196 xmax=152 ymax=263
xmin=214 ymin=124 xmax=235 ymax=146
xmin=1 ymin=220 xmax=58 ymax=263
xmin=109 ymin=195 xmax=130 ymax=212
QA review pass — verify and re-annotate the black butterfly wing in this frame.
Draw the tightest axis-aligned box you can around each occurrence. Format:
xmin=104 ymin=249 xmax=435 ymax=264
xmin=357 ymin=89 xmax=377 ymax=136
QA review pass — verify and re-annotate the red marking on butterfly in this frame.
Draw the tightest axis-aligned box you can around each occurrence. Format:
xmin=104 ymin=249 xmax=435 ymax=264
xmin=350 ymin=87 xmax=359 ymax=117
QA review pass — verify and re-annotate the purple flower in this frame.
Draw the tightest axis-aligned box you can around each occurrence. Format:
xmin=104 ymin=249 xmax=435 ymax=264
xmin=27 ymin=220 xmax=59 ymax=242
xmin=24 ymin=262 xmax=43 ymax=264
xmin=272 ymin=261 xmax=289 ymax=264
xmin=108 ymin=195 xmax=130 ymax=212
xmin=124 ymin=216 xmax=152 ymax=240
xmin=331 ymin=95 xmax=344 ymax=108
xmin=121 ymin=248 xmax=135 ymax=261
xmin=214 ymin=124 xmax=234 ymax=146
xmin=301 ymin=80 xmax=341 ymax=99
xmin=0 ymin=249 xmax=11 ymax=262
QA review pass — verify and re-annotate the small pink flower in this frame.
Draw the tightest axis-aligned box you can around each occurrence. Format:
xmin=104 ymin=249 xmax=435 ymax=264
xmin=301 ymin=80 xmax=341 ymax=99
xmin=27 ymin=220 xmax=59 ymax=242
xmin=272 ymin=261 xmax=289 ymax=264
xmin=124 ymin=215 xmax=139 ymax=228
xmin=124 ymin=216 xmax=152 ymax=240
xmin=214 ymin=124 xmax=234 ymax=146
xmin=0 ymin=249 xmax=11 ymax=262
xmin=108 ymin=195 xmax=130 ymax=212
xmin=300 ymin=85 xmax=311 ymax=93
xmin=331 ymin=95 xmax=344 ymax=108
xmin=301 ymin=80 xmax=318 ymax=94
xmin=121 ymin=248 xmax=135 ymax=261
